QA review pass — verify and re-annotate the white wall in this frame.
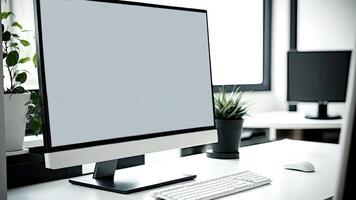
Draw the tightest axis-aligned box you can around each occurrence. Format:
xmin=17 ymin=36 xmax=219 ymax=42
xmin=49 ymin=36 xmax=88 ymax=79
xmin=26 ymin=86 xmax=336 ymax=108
xmin=296 ymin=0 xmax=356 ymax=116
xmin=298 ymin=0 xmax=356 ymax=51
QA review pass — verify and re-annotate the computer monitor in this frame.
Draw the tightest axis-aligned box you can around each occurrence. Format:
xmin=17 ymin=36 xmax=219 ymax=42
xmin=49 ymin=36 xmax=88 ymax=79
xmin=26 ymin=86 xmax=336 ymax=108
xmin=335 ymin=48 xmax=355 ymax=199
xmin=287 ymin=50 xmax=351 ymax=120
xmin=34 ymin=0 xmax=217 ymax=193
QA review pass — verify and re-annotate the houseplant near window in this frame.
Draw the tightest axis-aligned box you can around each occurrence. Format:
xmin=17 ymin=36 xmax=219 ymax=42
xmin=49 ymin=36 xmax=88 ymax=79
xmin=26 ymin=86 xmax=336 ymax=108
xmin=2 ymin=11 xmax=33 ymax=151
xmin=26 ymin=90 xmax=42 ymax=136
xmin=207 ymin=87 xmax=248 ymax=159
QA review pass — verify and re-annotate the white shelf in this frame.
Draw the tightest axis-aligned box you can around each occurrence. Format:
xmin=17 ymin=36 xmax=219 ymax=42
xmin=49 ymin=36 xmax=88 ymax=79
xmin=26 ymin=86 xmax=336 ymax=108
xmin=24 ymin=135 xmax=43 ymax=148
xmin=4 ymin=136 xmax=43 ymax=157
xmin=243 ymin=111 xmax=343 ymax=141
xmin=6 ymin=149 xmax=29 ymax=157
xmin=244 ymin=111 xmax=342 ymax=129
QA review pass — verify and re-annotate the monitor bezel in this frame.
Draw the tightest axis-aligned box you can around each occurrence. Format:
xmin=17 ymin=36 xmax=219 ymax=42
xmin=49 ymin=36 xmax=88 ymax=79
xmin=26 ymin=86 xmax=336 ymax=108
xmin=287 ymin=50 xmax=352 ymax=103
xmin=34 ymin=0 xmax=216 ymax=153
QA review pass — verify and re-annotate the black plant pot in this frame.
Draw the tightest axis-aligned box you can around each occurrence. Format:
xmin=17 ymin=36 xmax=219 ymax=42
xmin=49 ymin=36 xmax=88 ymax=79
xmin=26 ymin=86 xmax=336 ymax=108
xmin=207 ymin=119 xmax=243 ymax=159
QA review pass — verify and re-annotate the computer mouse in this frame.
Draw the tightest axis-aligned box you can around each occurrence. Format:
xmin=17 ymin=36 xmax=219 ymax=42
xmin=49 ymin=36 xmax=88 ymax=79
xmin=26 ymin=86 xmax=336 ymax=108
xmin=284 ymin=161 xmax=315 ymax=172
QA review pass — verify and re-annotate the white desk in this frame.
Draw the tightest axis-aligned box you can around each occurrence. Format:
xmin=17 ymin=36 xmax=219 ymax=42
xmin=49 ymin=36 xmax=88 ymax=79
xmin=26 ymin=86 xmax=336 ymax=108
xmin=8 ymin=139 xmax=339 ymax=200
xmin=244 ymin=111 xmax=342 ymax=140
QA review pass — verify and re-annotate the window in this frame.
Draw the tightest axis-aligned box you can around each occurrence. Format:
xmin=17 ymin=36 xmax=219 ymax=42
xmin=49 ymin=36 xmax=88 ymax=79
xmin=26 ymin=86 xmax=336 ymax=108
xmin=2 ymin=0 xmax=38 ymax=90
xmin=211 ymin=0 xmax=272 ymax=91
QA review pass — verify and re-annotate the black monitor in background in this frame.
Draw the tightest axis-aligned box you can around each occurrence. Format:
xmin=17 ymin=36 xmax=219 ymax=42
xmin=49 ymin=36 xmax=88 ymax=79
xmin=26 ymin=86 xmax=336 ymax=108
xmin=287 ymin=50 xmax=351 ymax=120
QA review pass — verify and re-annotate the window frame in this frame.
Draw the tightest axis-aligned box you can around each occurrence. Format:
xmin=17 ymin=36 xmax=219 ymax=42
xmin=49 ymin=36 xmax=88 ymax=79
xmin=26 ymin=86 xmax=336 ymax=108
xmin=213 ymin=0 xmax=272 ymax=92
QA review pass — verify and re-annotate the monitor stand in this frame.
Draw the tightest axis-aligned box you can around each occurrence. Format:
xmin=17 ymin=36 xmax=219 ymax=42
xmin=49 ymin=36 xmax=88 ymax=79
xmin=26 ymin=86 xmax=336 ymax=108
xmin=305 ymin=101 xmax=342 ymax=120
xmin=69 ymin=159 xmax=196 ymax=194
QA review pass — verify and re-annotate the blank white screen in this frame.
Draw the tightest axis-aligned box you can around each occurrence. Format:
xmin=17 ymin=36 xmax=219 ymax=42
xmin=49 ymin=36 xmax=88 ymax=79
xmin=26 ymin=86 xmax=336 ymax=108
xmin=39 ymin=0 xmax=214 ymax=147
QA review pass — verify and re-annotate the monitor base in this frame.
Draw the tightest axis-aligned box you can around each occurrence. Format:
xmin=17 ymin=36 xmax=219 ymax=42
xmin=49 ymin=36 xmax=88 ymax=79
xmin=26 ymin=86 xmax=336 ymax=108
xmin=305 ymin=115 xmax=342 ymax=120
xmin=305 ymin=101 xmax=342 ymax=120
xmin=69 ymin=160 xmax=196 ymax=194
xmin=206 ymin=150 xmax=239 ymax=159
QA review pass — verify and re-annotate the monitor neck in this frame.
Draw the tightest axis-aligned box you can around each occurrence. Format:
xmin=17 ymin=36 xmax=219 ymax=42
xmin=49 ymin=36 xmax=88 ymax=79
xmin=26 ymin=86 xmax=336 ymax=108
xmin=305 ymin=101 xmax=342 ymax=120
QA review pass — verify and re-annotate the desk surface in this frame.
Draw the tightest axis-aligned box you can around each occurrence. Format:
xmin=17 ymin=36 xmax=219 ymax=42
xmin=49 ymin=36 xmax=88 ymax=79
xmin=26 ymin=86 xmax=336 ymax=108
xmin=244 ymin=111 xmax=342 ymax=129
xmin=8 ymin=140 xmax=339 ymax=200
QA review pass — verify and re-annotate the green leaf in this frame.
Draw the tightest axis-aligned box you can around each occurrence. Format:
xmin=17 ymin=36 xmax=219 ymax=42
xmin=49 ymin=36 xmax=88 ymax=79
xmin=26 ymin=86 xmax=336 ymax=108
xmin=11 ymin=33 xmax=20 ymax=38
xmin=31 ymin=115 xmax=42 ymax=135
xmin=6 ymin=51 xmax=19 ymax=66
xmin=26 ymin=91 xmax=42 ymax=136
xmin=1 ymin=24 xmax=4 ymax=33
xmin=14 ymin=69 xmax=30 ymax=77
xmin=19 ymin=57 xmax=30 ymax=64
xmin=12 ymin=21 xmax=22 ymax=29
xmin=3 ymin=53 xmax=7 ymax=59
xmin=2 ymin=31 xmax=11 ymax=41
xmin=26 ymin=104 xmax=36 ymax=114
xmin=30 ymin=91 xmax=40 ymax=105
xmin=0 ymin=12 xmax=14 ymax=20
xmin=214 ymin=86 xmax=248 ymax=120
xmin=12 ymin=86 xmax=25 ymax=94
xmin=33 ymin=53 xmax=38 ymax=67
xmin=15 ymin=72 xmax=27 ymax=83
xmin=10 ymin=43 xmax=18 ymax=48
xmin=20 ymin=40 xmax=30 ymax=46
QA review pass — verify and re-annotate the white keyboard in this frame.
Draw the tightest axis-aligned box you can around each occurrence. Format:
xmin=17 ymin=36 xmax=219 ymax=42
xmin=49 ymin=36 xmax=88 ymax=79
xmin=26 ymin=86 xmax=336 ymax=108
xmin=152 ymin=171 xmax=271 ymax=200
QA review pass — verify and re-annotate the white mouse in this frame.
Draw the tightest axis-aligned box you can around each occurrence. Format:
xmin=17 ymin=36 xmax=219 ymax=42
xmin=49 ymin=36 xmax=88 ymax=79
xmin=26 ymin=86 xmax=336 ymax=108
xmin=284 ymin=161 xmax=315 ymax=172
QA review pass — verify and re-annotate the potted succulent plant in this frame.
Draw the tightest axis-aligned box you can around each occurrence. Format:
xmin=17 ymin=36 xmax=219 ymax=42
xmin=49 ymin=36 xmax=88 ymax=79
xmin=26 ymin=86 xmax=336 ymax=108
xmin=207 ymin=87 xmax=248 ymax=159
xmin=2 ymin=11 xmax=33 ymax=151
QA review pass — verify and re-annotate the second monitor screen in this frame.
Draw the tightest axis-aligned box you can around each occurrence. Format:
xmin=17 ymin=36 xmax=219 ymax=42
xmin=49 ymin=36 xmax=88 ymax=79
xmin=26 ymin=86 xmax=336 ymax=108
xmin=288 ymin=51 xmax=351 ymax=102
